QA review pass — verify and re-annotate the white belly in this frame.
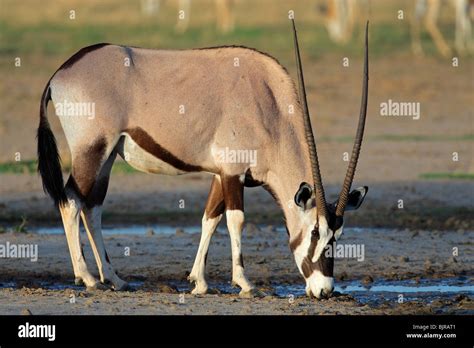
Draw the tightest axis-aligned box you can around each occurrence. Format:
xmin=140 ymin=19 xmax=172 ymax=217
xmin=117 ymin=133 xmax=186 ymax=175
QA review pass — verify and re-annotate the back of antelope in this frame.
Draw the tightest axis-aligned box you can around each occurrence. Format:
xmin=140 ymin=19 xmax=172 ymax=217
xmin=37 ymin=20 xmax=370 ymax=299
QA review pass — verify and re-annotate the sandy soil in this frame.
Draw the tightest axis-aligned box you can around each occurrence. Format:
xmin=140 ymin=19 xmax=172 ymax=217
xmin=0 ymin=226 xmax=472 ymax=315
xmin=2 ymin=287 xmax=471 ymax=315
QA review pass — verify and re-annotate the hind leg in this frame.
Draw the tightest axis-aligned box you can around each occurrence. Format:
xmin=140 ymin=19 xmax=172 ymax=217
xmin=189 ymin=175 xmax=225 ymax=294
xmin=63 ymin=138 xmax=121 ymax=290
xmin=60 ymin=185 xmax=101 ymax=289
xmin=425 ymin=0 xmax=451 ymax=57
xmin=80 ymin=150 xmax=128 ymax=291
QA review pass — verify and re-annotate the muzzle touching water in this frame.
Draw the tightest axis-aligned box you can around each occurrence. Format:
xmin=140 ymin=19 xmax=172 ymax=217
xmin=306 ymin=270 xmax=334 ymax=299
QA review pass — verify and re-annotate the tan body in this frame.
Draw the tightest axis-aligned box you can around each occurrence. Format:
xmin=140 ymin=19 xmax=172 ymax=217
xmin=45 ymin=44 xmax=316 ymax=295
xmin=52 ymin=45 xmax=299 ymax=179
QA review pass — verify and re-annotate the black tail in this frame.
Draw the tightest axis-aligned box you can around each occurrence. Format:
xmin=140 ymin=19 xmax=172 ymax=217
xmin=37 ymin=83 xmax=67 ymax=206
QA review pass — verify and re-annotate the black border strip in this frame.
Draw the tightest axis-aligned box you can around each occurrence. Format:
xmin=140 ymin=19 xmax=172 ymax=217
xmin=0 ymin=315 xmax=472 ymax=346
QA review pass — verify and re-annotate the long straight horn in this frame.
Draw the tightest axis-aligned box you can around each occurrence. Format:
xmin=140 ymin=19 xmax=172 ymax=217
xmin=335 ymin=21 xmax=369 ymax=217
xmin=291 ymin=18 xmax=328 ymax=219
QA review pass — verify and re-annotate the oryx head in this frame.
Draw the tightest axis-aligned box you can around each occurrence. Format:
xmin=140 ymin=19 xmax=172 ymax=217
xmin=290 ymin=19 xmax=369 ymax=299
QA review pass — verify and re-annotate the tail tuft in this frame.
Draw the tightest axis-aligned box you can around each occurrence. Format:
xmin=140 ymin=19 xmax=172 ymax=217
xmin=37 ymin=84 xmax=67 ymax=206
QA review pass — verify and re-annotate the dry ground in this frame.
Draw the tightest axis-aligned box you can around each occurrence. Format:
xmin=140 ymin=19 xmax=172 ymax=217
xmin=0 ymin=226 xmax=472 ymax=315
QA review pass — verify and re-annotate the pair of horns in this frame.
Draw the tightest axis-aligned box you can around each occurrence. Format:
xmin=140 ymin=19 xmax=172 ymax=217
xmin=291 ymin=19 xmax=369 ymax=218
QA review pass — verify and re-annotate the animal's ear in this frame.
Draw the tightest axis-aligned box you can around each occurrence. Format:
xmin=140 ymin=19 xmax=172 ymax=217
xmin=345 ymin=186 xmax=368 ymax=211
xmin=294 ymin=182 xmax=313 ymax=210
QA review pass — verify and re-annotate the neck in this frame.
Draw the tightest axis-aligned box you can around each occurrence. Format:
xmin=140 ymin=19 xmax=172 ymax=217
xmin=264 ymin=122 xmax=314 ymax=241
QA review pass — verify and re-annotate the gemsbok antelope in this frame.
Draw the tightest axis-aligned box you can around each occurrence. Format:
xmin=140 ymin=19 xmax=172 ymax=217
xmin=141 ymin=0 xmax=235 ymax=34
xmin=318 ymin=0 xmax=362 ymax=44
xmin=411 ymin=0 xmax=474 ymax=57
xmin=37 ymin=20 xmax=369 ymax=299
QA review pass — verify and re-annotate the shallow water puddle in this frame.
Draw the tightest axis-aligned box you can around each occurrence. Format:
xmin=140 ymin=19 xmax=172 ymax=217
xmin=33 ymin=225 xmax=374 ymax=235
xmin=159 ymin=278 xmax=473 ymax=304
xmin=0 ymin=281 xmax=146 ymax=291
xmin=162 ymin=278 xmax=473 ymax=305
xmin=271 ymin=278 xmax=473 ymax=304
xmin=35 ymin=225 xmax=183 ymax=235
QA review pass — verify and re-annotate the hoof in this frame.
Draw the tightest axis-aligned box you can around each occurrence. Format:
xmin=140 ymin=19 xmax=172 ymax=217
xmin=113 ymin=281 xmax=130 ymax=291
xmin=239 ymin=288 xmax=265 ymax=299
xmin=191 ymin=284 xmax=208 ymax=295
xmin=206 ymin=288 xmax=221 ymax=295
xmin=86 ymin=282 xmax=109 ymax=291
xmin=104 ymin=278 xmax=129 ymax=291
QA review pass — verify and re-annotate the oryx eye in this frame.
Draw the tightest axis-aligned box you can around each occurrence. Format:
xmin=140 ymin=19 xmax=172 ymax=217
xmin=311 ymin=229 xmax=319 ymax=238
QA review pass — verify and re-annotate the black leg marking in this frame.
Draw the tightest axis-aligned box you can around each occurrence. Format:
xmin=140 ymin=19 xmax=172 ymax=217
xmin=239 ymin=253 xmax=244 ymax=268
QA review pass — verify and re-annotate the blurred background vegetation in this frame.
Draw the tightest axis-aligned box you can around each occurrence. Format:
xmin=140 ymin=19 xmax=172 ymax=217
xmin=0 ymin=0 xmax=464 ymax=60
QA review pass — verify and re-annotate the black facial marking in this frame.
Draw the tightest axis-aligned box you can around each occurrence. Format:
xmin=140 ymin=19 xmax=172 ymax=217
xmin=326 ymin=204 xmax=344 ymax=231
xmin=304 ymin=218 xmax=337 ymax=278
xmin=318 ymin=242 xmax=335 ymax=277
